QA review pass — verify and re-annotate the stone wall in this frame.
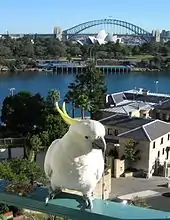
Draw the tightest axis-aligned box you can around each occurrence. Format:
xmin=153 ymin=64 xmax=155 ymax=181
xmin=113 ymin=159 xmax=125 ymax=178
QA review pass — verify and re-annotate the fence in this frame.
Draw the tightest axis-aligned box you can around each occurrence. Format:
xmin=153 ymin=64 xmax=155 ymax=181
xmin=0 ymin=180 xmax=170 ymax=220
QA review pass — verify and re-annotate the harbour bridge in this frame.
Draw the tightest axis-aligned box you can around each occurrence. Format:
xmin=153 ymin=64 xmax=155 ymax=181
xmin=62 ymin=18 xmax=153 ymax=42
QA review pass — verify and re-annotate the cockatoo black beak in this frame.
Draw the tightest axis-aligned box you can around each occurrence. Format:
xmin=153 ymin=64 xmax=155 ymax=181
xmin=92 ymin=137 xmax=106 ymax=153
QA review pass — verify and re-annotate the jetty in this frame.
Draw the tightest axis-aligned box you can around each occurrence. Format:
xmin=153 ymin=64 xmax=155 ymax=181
xmin=38 ymin=64 xmax=131 ymax=74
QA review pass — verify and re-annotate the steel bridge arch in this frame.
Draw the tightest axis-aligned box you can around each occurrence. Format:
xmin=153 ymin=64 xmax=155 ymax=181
xmin=64 ymin=19 xmax=151 ymax=37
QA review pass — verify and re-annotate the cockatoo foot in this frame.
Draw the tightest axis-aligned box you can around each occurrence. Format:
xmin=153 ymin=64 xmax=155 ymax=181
xmin=82 ymin=194 xmax=93 ymax=210
xmin=45 ymin=186 xmax=62 ymax=206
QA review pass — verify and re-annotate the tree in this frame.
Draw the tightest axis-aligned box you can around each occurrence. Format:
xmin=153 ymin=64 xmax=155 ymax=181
xmin=46 ymin=89 xmax=60 ymax=107
xmin=124 ymin=138 xmax=140 ymax=169
xmin=1 ymin=91 xmax=45 ymax=136
xmin=66 ymin=54 xmax=72 ymax=62
xmin=65 ymin=62 xmax=107 ymax=118
xmin=0 ymin=45 xmax=12 ymax=57
xmin=64 ymin=84 xmax=76 ymax=118
xmin=40 ymin=89 xmax=69 ymax=145
xmin=25 ymin=134 xmax=43 ymax=162
xmin=42 ymin=112 xmax=68 ymax=144
xmin=76 ymin=94 xmax=91 ymax=119
xmin=46 ymin=39 xmax=66 ymax=57
xmin=132 ymin=46 xmax=140 ymax=55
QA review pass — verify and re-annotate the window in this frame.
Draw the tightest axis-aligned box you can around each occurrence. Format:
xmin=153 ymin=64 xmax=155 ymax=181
xmin=158 ymin=151 xmax=160 ymax=157
xmin=155 ymin=113 xmax=160 ymax=119
xmin=143 ymin=113 xmax=146 ymax=118
xmin=108 ymin=128 xmax=112 ymax=135
xmin=114 ymin=129 xmax=119 ymax=136
xmin=153 ymin=141 xmax=155 ymax=149
xmin=167 ymin=148 xmax=169 ymax=160
xmin=162 ymin=148 xmax=165 ymax=155
xmin=160 ymin=137 xmax=163 ymax=145
xmin=168 ymin=134 xmax=170 ymax=141
xmin=163 ymin=114 xmax=167 ymax=121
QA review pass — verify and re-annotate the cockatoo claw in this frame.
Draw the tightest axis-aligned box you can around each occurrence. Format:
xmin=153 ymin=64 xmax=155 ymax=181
xmin=45 ymin=186 xmax=62 ymax=206
xmin=82 ymin=194 xmax=93 ymax=210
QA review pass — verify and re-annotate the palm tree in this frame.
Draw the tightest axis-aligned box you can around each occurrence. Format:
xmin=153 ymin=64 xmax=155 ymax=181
xmin=77 ymin=94 xmax=89 ymax=119
xmin=46 ymin=89 xmax=60 ymax=107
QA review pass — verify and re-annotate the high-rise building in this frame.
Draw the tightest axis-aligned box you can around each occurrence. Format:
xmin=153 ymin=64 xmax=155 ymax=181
xmin=53 ymin=26 xmax=62 ymax=40
xmin=152 ymin=30 xmax=160 ymax=42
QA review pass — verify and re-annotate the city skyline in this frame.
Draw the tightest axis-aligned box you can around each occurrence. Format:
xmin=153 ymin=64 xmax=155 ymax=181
xmin=0 ymin=0 xmax=170 ymax=33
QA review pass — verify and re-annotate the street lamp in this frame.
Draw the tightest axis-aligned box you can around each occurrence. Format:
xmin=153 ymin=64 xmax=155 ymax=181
xmin=154 ymin=81 xmax=159 ymax=93
xmin=9 ymin=87 xmax=15 ymax=96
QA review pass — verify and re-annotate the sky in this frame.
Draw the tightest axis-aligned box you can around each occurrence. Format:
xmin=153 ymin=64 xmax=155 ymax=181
xmin=0 ymin=0 xmax=170 ymax=34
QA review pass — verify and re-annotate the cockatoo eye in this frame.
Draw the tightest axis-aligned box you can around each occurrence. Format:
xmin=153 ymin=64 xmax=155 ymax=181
xmin=85 ymin=136 xmax=89 ymax=140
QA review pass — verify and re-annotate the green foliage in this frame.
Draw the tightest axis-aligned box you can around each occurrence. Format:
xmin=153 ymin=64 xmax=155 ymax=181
xmin=1 ymin=89 xmax=68 ymax=146
xmin=65 ymin=62 xmax=107 ymax=118
xmin=130 ymin=196 xmax=149 ymax=208
xmin=0 ymin=214 xmax=8 ymax=220
xmin=0 ymin=158 xmax=46 ymax=183
xmin=1 ymin=91 xmax=45 ymax=136
xmin=23 ymin=212 xmax=49 ymax=220
xmin=46 ymin=89 xmax=60 ymax=107
xmin=1 ymin=37 xmax=170 ymax=70
xmin=0 ymin=204 xmax=9 ymax=214
xmin=124 ymin=138 xmax=140 ymax=167
xmin=25 ymin=134 xmax=43 ymax=162
xmin=42 ymin=112 xmax=68 ymax=145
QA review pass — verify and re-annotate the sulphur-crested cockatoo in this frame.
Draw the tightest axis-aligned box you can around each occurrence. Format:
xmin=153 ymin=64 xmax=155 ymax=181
xmin=44 ymin=102 xmax=106 ymax=209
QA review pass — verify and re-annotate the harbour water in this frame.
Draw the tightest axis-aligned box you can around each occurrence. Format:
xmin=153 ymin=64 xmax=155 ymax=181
xmin=1 ymin=71 xmax=170 ymax=110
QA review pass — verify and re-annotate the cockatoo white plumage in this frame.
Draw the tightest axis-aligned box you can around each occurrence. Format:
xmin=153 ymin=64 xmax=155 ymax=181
xmin=44 ymin=102 xmax=106 ymax=209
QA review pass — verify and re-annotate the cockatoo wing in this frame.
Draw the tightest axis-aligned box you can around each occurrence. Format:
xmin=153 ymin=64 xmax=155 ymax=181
xmin=44 ymin=139 xmax=60 ymax=179
xmin=75 ymin=149 xmax=104 ymax=193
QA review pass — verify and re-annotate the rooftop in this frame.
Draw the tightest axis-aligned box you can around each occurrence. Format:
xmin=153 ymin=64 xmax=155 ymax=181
xmin=102 ymin=101 xmax=153 ymax=115
xmin=106 ymin=88 xmax=170 ymax=107
xmin=154 ymin=99 xmax=170 ymax=110
xmin=118 ymin=120 xmax=170 ymax=141
xmin=100 ymin=114 xmax=154 ymax=130
xmin=124 ymin=92 xmax=169 ymax=104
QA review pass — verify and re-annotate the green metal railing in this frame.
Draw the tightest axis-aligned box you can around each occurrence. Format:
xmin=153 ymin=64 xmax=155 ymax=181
xmin=0 ymin=180 xmax=170 ymax=220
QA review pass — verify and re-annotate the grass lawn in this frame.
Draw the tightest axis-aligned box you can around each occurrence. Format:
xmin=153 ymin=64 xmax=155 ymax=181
xmin=125 ymin=54 xmax=154 ymax=61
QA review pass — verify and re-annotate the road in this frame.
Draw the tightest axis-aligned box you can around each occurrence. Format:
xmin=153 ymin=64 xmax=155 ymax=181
xmin=110 ymin=176 xmax=168 ymax=198
xmin=110 ymin=176 xmax=170 ymax=212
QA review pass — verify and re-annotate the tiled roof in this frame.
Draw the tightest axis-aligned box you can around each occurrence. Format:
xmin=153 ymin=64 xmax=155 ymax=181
xmin=118 ymin=127 xmax=149 ymax=141
xmin=154 ymin=99 xmax=170 ymax=110
xmin=112 ymin=92 xmax=126 ymax=105
xmin=101 ymin=101 xmax=153 ymax=115
xmin=100 ymin=114 xmax=154 ymax=130
xmin=107 ymin=88 xmax=170 ymax=107
xmin=106 ymin=92 xmax=126 ymax=106
xmin=124 ymin=92 xmax=170 ymax=104
xmin=118 ymin=120 xmax=170 ymax=141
